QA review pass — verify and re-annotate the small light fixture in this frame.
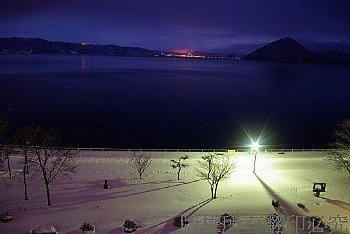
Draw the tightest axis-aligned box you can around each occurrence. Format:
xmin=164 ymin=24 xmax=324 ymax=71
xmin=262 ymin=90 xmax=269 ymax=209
xmin=250 ymin=140 xmax=260 ymax=153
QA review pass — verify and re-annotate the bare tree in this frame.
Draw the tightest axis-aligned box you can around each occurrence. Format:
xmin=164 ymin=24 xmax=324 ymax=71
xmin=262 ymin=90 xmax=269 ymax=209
xmin=0 ymin=145 xmax=8 ymax=168
xmin=0 ymin=116 xmax=15 ymax=178
xmin=0 ymin=146 xmax=15 ymax=178
xmin=25 ymin=126 xmax=77 ymax=206
xmin=170 ymin=155 xmax=189 ymax=180
xmin=0 ymin=116 xmax=10 ymax=167
xmin=130 ymin=153 xmax=152 ymax=179
xmin=198 ymin=154 xmax=235 ymax=199
xmin=0 ymin=148 xmax=6 ymax=167
xmin=16 ymin=126 xmax=38 ymax=200
xmin=327 ymin=118 xmax=350 ymax=175
xmin=0 ymin=115 xmax=9 ymax=139
xmin=31 ymin=147 xmax=77 ymax=206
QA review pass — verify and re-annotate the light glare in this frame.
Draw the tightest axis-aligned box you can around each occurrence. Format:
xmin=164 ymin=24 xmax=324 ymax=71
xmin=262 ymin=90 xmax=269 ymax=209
xmin=250 ymin=140 xmax=260 ymax=152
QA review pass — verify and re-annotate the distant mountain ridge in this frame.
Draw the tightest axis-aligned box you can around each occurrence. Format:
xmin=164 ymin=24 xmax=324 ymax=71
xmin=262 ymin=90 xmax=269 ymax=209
xmin=245 ymin=37 xmax=350 ymax=65
xmin=1 ymin=37 xmax=350 ymax=64
xmin=0 ymin=37 xmax=161 ymax=56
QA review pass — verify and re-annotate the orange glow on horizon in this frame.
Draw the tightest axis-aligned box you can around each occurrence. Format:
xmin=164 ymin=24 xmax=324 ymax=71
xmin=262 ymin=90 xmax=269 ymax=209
xmin=172 ymin=48 xmax=191 ymax=54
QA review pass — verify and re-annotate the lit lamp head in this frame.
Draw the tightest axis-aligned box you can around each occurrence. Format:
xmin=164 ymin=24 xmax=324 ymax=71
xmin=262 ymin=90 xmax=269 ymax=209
xmin=250 ymin=140 xmax=260 ymax=153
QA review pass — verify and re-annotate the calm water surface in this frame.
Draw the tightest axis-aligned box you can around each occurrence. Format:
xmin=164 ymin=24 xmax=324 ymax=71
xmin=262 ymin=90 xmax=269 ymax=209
xmin=1 ymin=54 xmax=349 ymax=148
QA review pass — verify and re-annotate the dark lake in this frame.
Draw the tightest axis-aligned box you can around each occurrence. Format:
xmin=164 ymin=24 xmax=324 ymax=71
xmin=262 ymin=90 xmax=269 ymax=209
xmin=1 ymin=54 xmax=349 ymax=149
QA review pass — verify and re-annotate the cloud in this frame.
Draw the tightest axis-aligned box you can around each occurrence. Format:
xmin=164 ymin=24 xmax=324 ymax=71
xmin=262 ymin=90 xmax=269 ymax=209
xmin=1 ymin=0 xmax=349 ymax=51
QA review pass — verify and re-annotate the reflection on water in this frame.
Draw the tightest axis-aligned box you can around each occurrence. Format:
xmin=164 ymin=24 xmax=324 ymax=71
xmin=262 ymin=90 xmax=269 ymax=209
xmin=81 ymin=56 xmax=96 ymax=72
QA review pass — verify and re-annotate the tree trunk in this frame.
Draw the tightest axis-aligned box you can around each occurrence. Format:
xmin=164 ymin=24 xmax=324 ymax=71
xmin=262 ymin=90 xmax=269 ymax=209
xmin=214 ymin=182 xmax=219 ymax=199
xmin=139 ymin=172 xmax=142 ymax=179
xmin=24 ymin=149 xmax=29 ymax=175
xmin=7 ymin=157 xmax=12 ymax=179
xmin=210 ymin=185 xmax=214 ymax=199
xmin=23 ymin=164 xmax=28 ymax=200
xmin=177 ymin=167 xmax=181 ymax=180
xmin=26 ymin=162 xmax=29 ymax=174
xmin=44 ymin=179 xmax=51 ymax=206
xmin=207 ymin=161 xmax=211 ymax=179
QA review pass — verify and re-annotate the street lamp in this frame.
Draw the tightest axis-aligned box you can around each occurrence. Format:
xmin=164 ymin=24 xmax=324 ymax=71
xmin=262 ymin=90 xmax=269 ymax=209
xmin=250 ymin=140 xmax=260 ymax=173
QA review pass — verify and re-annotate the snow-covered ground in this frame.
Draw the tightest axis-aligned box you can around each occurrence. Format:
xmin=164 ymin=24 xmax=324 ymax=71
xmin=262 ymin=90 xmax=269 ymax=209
xmin=0 ymin=151 xmax=349 ymax=233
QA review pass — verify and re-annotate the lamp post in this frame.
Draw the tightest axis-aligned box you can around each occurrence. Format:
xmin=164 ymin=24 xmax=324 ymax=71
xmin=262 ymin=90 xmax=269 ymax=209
xmin=25 ymin=141 xmax=30 ymax=174
xmin=250 ymin=140 xmax=260 ymax=173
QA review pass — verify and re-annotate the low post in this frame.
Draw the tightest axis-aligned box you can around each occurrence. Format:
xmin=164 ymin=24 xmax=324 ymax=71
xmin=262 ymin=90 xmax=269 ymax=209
xmin=315 ymin=190 xmax=320 ymax=197
xmin=104 ymin=178 xmax=110 ymax=189
xmin=312 ymin=183 xmax=326 ymax=197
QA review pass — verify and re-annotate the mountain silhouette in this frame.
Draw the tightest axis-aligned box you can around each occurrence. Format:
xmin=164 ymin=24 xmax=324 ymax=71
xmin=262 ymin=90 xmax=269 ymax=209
xmin=0 ymin=37 xmax=160 ymax=57
xmin=245 ymin=37 xmax=350 ymax=65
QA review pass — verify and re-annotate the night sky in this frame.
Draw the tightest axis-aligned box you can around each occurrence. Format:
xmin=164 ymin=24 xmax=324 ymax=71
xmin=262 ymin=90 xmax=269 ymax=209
xmin=1 ymin=0 xmax=350 ymax=54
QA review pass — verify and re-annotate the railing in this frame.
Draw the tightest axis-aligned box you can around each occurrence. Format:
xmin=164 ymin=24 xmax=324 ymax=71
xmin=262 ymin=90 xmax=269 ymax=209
xmin=74 ymin=148 xmax=229 ymax=152
xmin=72 ymin=148 xmax=335 ymax=153
xmin=0 ymin=144 xmax=339 ymax=153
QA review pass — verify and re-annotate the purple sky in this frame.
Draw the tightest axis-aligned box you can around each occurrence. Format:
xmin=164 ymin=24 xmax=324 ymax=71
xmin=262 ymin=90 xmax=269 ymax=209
xmin=1 ymin=0 xmax=350 ymax=54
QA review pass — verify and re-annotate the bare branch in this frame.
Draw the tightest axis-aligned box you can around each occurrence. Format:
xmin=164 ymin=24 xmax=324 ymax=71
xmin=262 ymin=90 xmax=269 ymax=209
xmin=130 ymin=153 xmax=152 ymax=179
xmin=327 ymin=118 xmax=350 ymax=175
xmin=170 ymin=155 xmax=189 ymax=180
xmin=198 ymin=153 xmax=235 ymax=199
xmin=21 ymin=126 xmax=77 ymax=206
